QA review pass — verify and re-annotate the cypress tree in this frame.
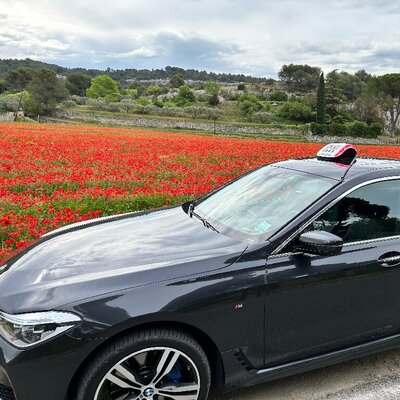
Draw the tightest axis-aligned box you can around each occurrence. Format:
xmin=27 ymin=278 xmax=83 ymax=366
xmin=316 ymin=72 xmax=326 ymax=124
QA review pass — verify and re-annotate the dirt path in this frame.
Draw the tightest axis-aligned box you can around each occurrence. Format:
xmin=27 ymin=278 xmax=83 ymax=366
xmin=209 ymin=349 xmax=400 ymax=399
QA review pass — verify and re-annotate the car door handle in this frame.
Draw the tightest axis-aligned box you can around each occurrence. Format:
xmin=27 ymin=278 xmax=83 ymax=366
xmin=378 ymin=253 xmax=400 ymax=268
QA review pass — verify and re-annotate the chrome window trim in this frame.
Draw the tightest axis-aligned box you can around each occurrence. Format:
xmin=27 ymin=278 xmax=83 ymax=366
xmin=271 ymin=175 xmax=400 ymax=256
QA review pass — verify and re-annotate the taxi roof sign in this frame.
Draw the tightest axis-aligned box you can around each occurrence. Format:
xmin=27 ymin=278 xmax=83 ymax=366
xmin=317 ymin=143 xmax=357 ymax=165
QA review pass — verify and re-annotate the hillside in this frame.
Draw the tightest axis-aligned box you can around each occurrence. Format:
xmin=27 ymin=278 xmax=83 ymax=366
xmin=0 ymin=58 xmax=269 ymax=85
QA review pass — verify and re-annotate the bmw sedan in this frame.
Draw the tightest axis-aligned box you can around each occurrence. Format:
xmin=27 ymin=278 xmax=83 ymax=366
xmin=1 ymin=143 xmax=400 ymax=400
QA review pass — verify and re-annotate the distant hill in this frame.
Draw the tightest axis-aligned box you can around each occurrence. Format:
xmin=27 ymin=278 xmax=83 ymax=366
xmin=0 ymin=58 xmax=269 ymax=85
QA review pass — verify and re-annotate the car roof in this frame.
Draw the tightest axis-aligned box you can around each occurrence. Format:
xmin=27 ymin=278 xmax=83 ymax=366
xmin=274 ymin=157 xmax=400 ymax=181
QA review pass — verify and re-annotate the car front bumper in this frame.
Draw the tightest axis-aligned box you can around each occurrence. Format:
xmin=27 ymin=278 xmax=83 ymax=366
xmin=0 ymin=333 xmax=103 ymax=400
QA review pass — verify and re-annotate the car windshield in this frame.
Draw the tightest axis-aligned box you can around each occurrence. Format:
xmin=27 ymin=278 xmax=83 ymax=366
xmin=194 ymin=165 xmax=335 ymax=242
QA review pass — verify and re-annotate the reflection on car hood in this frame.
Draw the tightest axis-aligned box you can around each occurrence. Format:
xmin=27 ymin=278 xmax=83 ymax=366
xmin=0 ymin=207 xmax=247 ymax=313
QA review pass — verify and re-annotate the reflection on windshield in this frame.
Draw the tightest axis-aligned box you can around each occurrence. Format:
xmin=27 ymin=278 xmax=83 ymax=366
xmin=194 ymin=166 xmax=334 ymax=242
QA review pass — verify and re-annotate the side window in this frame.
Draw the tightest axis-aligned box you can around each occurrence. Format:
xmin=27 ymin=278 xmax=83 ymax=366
xmin=311 ymin=180 xmax=400 ymax=243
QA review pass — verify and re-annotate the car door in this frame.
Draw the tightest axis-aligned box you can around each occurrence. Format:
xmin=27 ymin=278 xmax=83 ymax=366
xmin=264 ymin=178 xmax=400 ymax=367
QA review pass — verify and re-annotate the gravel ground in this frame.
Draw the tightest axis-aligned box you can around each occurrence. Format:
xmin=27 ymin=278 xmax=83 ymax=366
xmin=209 ymin=348 xmax=400 ymax=400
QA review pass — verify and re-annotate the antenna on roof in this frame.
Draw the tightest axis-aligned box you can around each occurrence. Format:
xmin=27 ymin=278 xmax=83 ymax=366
xmin=340 ymin=157 xmax=357 ymax=181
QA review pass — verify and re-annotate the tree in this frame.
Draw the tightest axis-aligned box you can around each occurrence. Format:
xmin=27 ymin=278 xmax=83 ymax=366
xmin=369 ymin=74 xmax=400 ymax=136
xmin=353 ymin=88 xmax=382 ymax=125
xmin=26 ymin=69 xmax=68 ymax=115
xmin=65 ymin=72 xmax=91 ymax=96
xmin=355 ymin=69 xmax=372 ymax=83
xmin=325 ymin=71 xmax=347 ymax=120
xmin=279 ymin=101 xmax=314 ymax=122
xmin=174 ymin=85 xmax=196 ymax=106
xmin=238 ymin=93 xmax=263 ymax=117
xmin=87 ymin=75 xmax=120 ymax=101
xmin=203 ymin=81 xmax=220 ymax=106
xmin=4 ymin=67 xmax=34 ymax=92
xmin=146 ymin=85 xmax=161 ymax=96
xmin=316 ymin=73 xmax=326 ymax=123
xmin=278 ymin=64 xmax=321 ymax=93
xmin=326 ymin=69 xmax=365 ymax=102
xmin=0 ymin=80 xmax=7 ymax=94
xmin=170 ymin=73 xmax=185 ymax=88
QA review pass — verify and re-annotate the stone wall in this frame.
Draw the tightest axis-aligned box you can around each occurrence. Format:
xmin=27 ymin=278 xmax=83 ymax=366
xmin=53 ymin=110 xmax=304 ymax=136
xmin=0 ymin=112 xmax=14 ymax=122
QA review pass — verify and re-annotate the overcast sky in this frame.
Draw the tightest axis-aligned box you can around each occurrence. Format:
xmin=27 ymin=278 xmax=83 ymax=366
xmin=0 ymin=0 xmax=399 ymax=77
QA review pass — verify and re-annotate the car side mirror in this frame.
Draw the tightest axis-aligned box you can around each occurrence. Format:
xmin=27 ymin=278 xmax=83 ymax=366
xmin=297 ymin=230 xmax=343 ymax=256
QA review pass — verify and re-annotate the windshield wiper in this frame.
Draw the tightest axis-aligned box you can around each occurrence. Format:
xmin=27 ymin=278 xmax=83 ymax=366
xmin=189 ymin=204 xmax=219 ymax=233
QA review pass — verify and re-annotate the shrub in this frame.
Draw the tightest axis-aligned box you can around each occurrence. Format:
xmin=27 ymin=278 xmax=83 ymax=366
xmin=175 ymin=85 xmax=196 ymax=107
xmin=61 ymin=99 xmax=76 ymax=109
xmin=238 ymin=93 xmax=263 ymax=117
xmin=368 ymin=122 xmax=382 ymax=137
xmin=119 ymin=99 xmax=136 ymax=113
xmin=327 ymin=123 xmax=349 ymax=136
xmin=0 ymin=93 xmax=19 ymax=112
xmin=279 ymin=101 xmax=314 ymax=122
xmin=310 ymin=122 xmax=327 ymax=135
xmin=70 ymin=95 xmax=87 ymax=105
xmin=105 ymin=102 xmax=121 ymax=112
xmin=350 ymin=121 xmax=369 ymax=137
xmin=251 ymin=111 xmax=273 ymax=124
xmin=87 ymin=98 xmax=106 ymax=110
xmin=269 ymin=90 xmax=288 ymax=102
xmin=136 ymin=97 xmax=152 ymax=106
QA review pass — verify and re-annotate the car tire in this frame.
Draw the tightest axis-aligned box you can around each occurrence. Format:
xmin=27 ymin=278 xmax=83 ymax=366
xmin=77 ymin=328 xmax=211 ymax=400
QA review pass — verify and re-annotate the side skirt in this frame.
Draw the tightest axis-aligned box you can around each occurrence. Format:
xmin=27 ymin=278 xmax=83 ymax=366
xmin=224 ymin=333 xmax=400 ymax=391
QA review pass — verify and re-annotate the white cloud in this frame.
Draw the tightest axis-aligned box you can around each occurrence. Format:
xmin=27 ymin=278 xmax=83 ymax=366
xmin=0 ymin=0 xmax=398 ymax=76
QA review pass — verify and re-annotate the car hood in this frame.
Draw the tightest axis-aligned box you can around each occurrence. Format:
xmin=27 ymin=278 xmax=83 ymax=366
xmin=0 ymin=207 xmax=248 ymax=313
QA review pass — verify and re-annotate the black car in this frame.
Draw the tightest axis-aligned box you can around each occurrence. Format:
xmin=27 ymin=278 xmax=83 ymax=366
xmin=1 ymin=143 xmax=400 ymax=400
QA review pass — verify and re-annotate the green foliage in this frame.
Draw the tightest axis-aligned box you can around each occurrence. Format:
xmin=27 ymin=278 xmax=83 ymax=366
xmin=4 ymin=67 xmax=34 ymax=92
xmin=87 ymin=75 xmax=120 ymax=101
xmin=269 ymin=90 xmax=288 ymax=101
xmin=278 ymin=64 xmax=321 ymax=93
xmin=208 ymin=93 xmax=220 ymax=106
xmin=368 ymin=73 xmax=400 ymax=136
xmin=237 ymin=83 xmax=246 ymax=91
xmin=250 ymin=111 xmax=273 ymax=124
xmin=203 ymin=81 xmax=220 ymax=96
xmin=316 ymin=73 xmax=326 ymax=124
xmin=65 ymin=72 xmax=91 ymax=96
xmin=169 ymin=73 xmax=185 ymax=88
xmin=146 ymin=85 xmax=161 ymax=96
xmin=329 ymin=122 xmax=349 ymax=136
xmin=0 ymin=93 xmax=19 ymax=112
xmin=369 ymin=122 xmax=383 ymax=137
xmin=326 ymin=69 xmax=365 ymax=102
xmin=310 ymin=122 xmax=327 ymax=135
xmin=0 ymin=80 xmax=7 ymax=94
xmin=203 ymin=81 xmax=220 ymax=106
xmin=125 ymin=88 xmax=138 ymax=98
xmin=136 ymin=97 xmax=152 ymax=106
xmin=279 ymin=101 xmax=314 ymax=122
xmin=26 ymin=69 xmax=68 ymax=115
xmin=152 ymin=98 xmax=164 ymax=108
xmin=175 ymin=85 xmax=196 ymax=107
xmin=310 ymin=121 xmax=380 ymax=138
xmin=184 ymin=105 xmax=222 ymax=120
xmin=353 ymin=88 xmax=381 ymax=125
xmin=238 ymin=93 xmax=263 ymax=117
xmin=70 ymin=95 xmax=87 ymax=105
xmin=350 ymin=121 xmax=376 ymax=138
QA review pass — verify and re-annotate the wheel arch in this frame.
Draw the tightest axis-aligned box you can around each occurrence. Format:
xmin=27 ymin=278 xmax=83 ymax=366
xmin=66 ymin=320 xmax=225 ymax=400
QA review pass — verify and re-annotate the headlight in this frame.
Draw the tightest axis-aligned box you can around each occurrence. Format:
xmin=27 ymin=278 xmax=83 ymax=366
xmin=0 ymin=311 xmax=81 ymax=348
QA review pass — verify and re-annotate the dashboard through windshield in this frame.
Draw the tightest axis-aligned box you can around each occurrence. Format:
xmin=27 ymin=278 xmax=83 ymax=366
xmin=193 ymin=165 xmax=335 ymax=242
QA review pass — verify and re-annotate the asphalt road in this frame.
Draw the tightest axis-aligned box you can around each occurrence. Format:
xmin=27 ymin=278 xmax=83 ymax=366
xmin=209 ymin=348 xmax=400 ymax=400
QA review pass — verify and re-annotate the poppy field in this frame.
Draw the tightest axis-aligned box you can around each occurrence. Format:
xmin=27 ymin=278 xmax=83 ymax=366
xmin=0 ymin=122 xmax=400 ymax=261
